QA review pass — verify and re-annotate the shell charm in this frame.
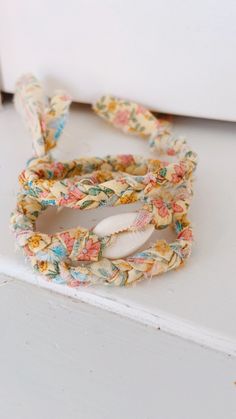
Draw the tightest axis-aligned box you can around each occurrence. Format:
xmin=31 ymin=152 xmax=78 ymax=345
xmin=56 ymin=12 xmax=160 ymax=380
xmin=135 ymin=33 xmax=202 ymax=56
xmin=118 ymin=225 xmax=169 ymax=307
xmin=93 ymin=212 xmax=154 ymax=259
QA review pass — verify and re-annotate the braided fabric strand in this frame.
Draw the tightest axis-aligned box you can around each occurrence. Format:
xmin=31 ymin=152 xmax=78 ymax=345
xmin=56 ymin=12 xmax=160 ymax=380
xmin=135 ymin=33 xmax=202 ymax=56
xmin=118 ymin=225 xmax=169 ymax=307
xmin=10 ymin=75 xmax=197 ymax=287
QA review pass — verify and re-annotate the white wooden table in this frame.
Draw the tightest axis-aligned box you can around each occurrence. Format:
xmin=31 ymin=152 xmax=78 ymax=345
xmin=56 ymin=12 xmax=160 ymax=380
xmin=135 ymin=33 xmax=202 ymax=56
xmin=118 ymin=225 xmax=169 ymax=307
xmin=0 ymin=100 xmax=236 ymax=418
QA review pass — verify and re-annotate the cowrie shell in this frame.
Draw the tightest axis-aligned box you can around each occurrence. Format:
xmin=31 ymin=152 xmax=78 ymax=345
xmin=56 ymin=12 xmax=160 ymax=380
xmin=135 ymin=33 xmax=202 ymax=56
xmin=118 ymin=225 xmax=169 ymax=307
xmin=93 ymin=212 xmax=154 ymax=259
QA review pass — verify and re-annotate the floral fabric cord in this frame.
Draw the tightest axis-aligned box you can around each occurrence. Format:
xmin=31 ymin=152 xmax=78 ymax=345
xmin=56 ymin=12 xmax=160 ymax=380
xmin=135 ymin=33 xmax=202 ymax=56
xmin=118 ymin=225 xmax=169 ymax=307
xmin=10 ymin=75 xmax=197 ymax=287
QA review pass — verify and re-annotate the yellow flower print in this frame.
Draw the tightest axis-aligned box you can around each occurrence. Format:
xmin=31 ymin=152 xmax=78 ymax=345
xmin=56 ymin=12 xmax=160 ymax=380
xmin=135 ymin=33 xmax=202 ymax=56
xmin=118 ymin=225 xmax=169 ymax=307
xmin=154 ymin=240 xmax=171 ymax=256
xmin=35 ymin=179 xmax=55 ymax=188
xmin=18 ymin=199 xmax=41 ymax=215
xmin=128 ymin=127 xmax=137 ymax=133
xmin=28 ymin=234 xmax=41 ymax=248
xmin=47 ymin=179 xmax=56 ymax=187
xmin=96 ymin=171 xmax=114 ymax=183
xmin=28 ymin=234 xmax=44 ymax=251
xmin=120 ymin=193 xmax=137 ymax=205
xmin=107 ymin=100 xmax=117 ymax=112
xmin=38 ymin=261 xmax=49 ymax=272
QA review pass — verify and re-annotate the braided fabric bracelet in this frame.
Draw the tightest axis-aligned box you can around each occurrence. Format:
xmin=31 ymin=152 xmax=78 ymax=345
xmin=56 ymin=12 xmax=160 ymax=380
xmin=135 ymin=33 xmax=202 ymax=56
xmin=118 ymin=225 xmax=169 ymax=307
xmin=10 ymin=75 xmax=197 ymax=287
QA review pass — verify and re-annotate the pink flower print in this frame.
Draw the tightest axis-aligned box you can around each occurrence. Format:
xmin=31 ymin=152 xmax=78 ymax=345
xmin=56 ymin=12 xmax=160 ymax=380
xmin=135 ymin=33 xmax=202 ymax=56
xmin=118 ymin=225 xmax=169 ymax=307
xmin=127 ymin=257 xmax=146 ymax=264
xmin=171 ymin=162 xmax=186 ymax=184
xmin=51 ymin=162 xmax=65 ymax=178
xmin=40 ymin=191 xmax=48 ymax=198
xmin=119 ymin=154 xmax=135 ymax=165
xmin=69 ymin=279 xmax=86 ymax=288
xmin=59 ymin=186 xmax=85 ymax=206
xmin=155 ymin=119 xmax=162 ymax=129
xmin=143 ymin=173 xmax=157 ymax=186
xmin=178 ymin=227 xmax=193 ymax=241
xmin=152 ymin=198 xmax=169 ymax=218
xmin=77 ymin=239 xmax=101 ymax=261
xmin=167 ymin=148 xmax=176 ymax=156
xmin=136 ymin=105 xmax=146 ymax=115
xmin=132 ymin=210 xmax=152 ymax=229
xmin=59 ymin=94 xmax=72 ymax=102
xmin=24 ymin=244 xmax=34 ymax=257
xmin=59 ymin=232 xmax=74 ymax=254
xmin=89 ymin=174 xmax=99 ymax=184
xmin=70 ymin=187 xmax=85 ymax=200
xmin=40 ymin=115 xmax=46 ymax=134
xmin=114 ymin=110 xmax=130 ymax=127
xmin=172 ymin=202 xmax=183 ymax=214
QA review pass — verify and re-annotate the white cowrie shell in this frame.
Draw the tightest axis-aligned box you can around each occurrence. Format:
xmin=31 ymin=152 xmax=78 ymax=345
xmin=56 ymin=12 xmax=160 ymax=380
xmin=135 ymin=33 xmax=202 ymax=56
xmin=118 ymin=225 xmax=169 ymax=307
xmin=93 ymin=212 xmax=154 ymax=259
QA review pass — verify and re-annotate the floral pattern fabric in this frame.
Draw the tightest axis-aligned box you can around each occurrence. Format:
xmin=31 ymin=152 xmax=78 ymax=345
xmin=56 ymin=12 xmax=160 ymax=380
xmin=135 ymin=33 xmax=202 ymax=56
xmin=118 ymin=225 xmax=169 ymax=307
xmin=10 ymin=75 xmax=197 ymax=286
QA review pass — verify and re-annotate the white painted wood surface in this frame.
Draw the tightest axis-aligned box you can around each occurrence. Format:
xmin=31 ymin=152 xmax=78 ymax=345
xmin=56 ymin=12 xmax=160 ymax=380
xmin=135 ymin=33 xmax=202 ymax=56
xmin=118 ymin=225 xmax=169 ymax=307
xmin=1 ymin=0 xmax=236 ymax=121
xmin=0 ymin=100 xmax=236 ymax=355
xmin=0 ymin=274 xmax=236 ymax=419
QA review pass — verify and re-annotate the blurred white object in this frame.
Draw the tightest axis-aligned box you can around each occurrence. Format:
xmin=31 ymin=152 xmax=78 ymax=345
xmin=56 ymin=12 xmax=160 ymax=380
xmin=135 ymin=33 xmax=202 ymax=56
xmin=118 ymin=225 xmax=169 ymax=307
xmin=1 ymin=0 xmax=236 ymax=121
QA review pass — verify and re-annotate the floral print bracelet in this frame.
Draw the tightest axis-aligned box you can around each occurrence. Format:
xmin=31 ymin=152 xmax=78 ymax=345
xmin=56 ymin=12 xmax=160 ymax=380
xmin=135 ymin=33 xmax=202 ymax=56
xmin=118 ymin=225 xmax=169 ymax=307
xmin=10 ymin=75 xmax=197 ymax=287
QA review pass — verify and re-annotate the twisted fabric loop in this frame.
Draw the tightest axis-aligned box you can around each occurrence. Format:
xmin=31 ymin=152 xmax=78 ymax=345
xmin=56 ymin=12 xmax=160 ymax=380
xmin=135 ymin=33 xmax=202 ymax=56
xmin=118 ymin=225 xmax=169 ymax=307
xmin=10 ymin=75 xmax=197 ymax=287
xmin=15 ymin=74 xmax=71 ymax=157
